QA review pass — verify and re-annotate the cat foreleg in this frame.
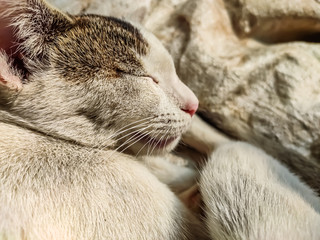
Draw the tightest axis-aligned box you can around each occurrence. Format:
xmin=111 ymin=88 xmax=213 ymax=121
xmin=140 ymin=154 xmax=198 ymax=194
xmin=182 ymin=115 xmax=230 ymax=155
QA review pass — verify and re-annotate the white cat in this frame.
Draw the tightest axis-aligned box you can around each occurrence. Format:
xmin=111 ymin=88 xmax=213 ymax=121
xmin=0 ymin=0 xmax=319 ymax=239
xmin=0 ymin=0 xmax=206 ymax=239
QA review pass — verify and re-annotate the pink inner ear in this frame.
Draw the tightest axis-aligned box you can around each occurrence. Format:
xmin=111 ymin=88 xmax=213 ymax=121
xmin=0 ymin=52 xmax=23 ymax=91
xmin=0 ymin=5 xmax=23 ymax=92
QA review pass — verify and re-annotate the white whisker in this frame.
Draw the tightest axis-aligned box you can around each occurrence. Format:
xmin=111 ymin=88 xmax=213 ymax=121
xmin=134 ymin=129 xmax=158 ymax=157
xmin=105 ymin=125 xmax=150 ymax=160
xmin=119 ymin=130 xmax=154 ymax=154
xmin=147 ymin=130 xmax=162 ymax=156
xmin=104 ymin=116 xmax=153 ymax=143
xmin=149 ymin=126 xmax=172 ymax=155
xmin=115 ymin=125 xmax=150 ymax=152
xmin=114 ymin=122 xmax=149 ymax=143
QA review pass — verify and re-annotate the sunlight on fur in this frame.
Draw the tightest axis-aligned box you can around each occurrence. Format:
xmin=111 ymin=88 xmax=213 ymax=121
xmin=0 ymin=0 xmax=319 ymax=239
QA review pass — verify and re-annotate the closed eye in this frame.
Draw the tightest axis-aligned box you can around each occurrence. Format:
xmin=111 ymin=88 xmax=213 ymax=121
xmin=116 ymin=69 xmax=159 ymax=84
xmin=144 ymin=75 xmax=159 ymax=84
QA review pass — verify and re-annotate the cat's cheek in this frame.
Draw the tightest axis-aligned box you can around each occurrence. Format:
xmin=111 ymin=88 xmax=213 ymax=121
xmin=138 ymin=81 xmax=162 ymax=105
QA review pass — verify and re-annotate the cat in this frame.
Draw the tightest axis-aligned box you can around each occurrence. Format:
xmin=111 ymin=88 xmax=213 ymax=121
xmin=0 ymin=0 xmax=208 ymax=239
xmin=0 ymin=0 xmax=319 ymax=239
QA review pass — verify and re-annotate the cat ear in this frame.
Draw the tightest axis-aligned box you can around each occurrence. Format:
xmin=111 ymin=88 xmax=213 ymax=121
xmin=0 ymin=51 xmax=22 ymax=92
xmin=0 ymin=51 xmax=23 ymax=104
xmin=0 ymin=0 xmax=74 ymax=60
xmin=0 ymin=0 xmax=73 ymax=95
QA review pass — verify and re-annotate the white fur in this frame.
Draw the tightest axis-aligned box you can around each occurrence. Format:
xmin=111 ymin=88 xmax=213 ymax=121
xmin=0 ymin=1 xmax=207 ymax=239
xmin=0 ymin=122 xmax=207 ymax=239
xmin=0 ymin=1 xmax=319 ymax=239
xmin=140 ymin=154 xmax=198 ymax=193
xmin=186 ymin=116 xmax=320 ymax=240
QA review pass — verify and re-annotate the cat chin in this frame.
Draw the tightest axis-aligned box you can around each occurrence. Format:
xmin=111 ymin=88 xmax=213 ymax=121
xmin=124 ymin=136 xmax=181 ymax=157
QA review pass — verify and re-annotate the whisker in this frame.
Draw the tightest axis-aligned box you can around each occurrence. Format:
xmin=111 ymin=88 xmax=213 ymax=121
xmin=119 ymin=130 xmax=155 ymax=154
xmin=94 ymin=116 xmax=155 ymax=150
xmin=105 ymin=125 xmax=150 ymax=160
xmin=134 ymin=129 xmax=158 ymax=157
xmin=147 ymin=130 xmax=163 ymax=156
xmin=146 ymin=131 xmax=159 ymax=157
xmin=149 ymin=125 xmax=172 ymax=155
xmin=149 ymin=130 xmax=167 ymax=155
xmin=114 ymin=122 xmax=150 ymax=143
xmin=115 ymin=125 xmax=151 ymax=152
xmin=114 ymin=116 xmax=153 ymax=134
xmin=104 ymin=116 xmax=153 ymax=142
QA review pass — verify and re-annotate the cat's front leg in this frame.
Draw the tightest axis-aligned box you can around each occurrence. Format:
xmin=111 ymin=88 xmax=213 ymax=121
xmin=182 ymin=115 xmax=230 ymax=156
xmin=140 ymin=154 xmax=198 ymax=194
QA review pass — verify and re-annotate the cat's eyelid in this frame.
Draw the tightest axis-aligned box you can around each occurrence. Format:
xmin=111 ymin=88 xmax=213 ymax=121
xmin=143 ymin=75 xmax=159 ymax=84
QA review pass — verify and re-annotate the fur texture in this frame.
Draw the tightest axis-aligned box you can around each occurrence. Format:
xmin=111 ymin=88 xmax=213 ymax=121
xmin=0 ymin=0 xmax=204 ymax=239
xmin=0 ymin=0 xmax=319 ymax=239
xmin=186 ymin=116 xmax=320 ymax=240
xmin=0 ymin=121 xmax=207 ymax=239
xmin=201 ymin=143 xmax=320 ymax=240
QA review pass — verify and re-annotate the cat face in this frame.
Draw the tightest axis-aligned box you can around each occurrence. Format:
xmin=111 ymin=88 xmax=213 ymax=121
xmin=0 ymin=0 xmax=198 ymax=155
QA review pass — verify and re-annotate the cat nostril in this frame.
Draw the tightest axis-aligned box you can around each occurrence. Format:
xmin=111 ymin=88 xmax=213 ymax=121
xmin=182 ymin=108 xmax=196 ymax=117
xmin=181 ymin=103 xmax=198 ymax=117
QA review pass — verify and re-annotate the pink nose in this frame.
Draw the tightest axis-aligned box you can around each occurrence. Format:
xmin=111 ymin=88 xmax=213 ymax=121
xmin=181 ymin=103 xmax=198 ymax=117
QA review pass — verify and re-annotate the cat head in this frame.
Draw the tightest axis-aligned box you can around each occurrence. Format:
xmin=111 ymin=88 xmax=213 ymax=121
xmin=0 ymin=0 xmax=198 ymax=155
